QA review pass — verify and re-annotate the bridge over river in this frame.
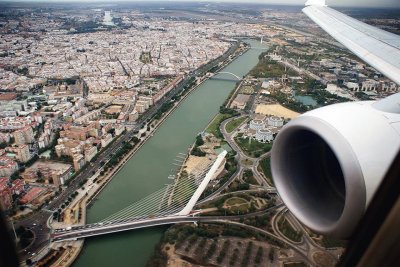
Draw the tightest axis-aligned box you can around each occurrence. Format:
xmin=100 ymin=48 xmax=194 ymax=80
xmin=52 ymin=151 xmax=227 ymax=242
xmin=209 ymin=71 xmax=243 ymax=82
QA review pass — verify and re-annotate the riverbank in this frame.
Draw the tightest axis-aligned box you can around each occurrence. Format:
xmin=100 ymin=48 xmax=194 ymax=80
xmin=83 ymin=41 xmax=248 ymax=209
xmin=80 ymin=41 xmax=249 ymax=209
xmin=44 ymin=42 xmax=247 ymax=267
xmin=71 ymin=39 xmax=267 ymax=267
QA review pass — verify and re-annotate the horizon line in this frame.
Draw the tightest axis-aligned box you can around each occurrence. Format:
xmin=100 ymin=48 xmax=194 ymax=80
xmin=0 ymin=0 xmax=399 ymax=8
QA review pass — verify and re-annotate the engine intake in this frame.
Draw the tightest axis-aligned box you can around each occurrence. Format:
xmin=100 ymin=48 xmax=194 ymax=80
xmin=271 ymin=97 xmax=400 ymax=238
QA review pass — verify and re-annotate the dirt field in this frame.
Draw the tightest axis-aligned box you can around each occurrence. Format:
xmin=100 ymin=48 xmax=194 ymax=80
xmin=184 ymin=155 xmax=214 ymax=175
xmin=255 ymin=104 xmax=300 ymax=119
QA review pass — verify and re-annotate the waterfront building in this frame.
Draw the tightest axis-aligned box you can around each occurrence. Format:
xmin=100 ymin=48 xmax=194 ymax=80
xmin=101 ymin=134 xmax=113 ymax=148
xmin=73 ymin=154 xmax=86 ymax=171
xmin=138 ymin=96 xmax=154 ymax=106
xmin=84 ymin=145 xmax=98 ymax=162
xmin=231 ymin=94 xmax=250 ymax=110
xmin=136 ymin=100 xmax=150 ymax=110
xmin=115 ymin=124 xmax=125 ymax=136
xmin=135 ymin=103 xmax=146 ymax=113
xmin=129 ymin=110 xmax=139 ymax=121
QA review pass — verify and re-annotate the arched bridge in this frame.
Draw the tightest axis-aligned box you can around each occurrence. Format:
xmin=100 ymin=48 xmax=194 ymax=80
xmin=210 ymin=72 xmax=242 ymax=82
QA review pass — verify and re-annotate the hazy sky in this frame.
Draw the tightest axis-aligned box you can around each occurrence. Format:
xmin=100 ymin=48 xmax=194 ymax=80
xmin=0 ymin=0 xmax=399 ymax=8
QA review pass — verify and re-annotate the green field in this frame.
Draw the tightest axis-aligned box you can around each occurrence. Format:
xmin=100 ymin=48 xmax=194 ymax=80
xmin=205 ymin=113 xmax=232 ymax=137
xmin=225 ymin=197 xmax=250 ymax=213
xmin=243 ymin=169 xmax=259 ymax=185
xmin=225 ymin=117 xmax=247 ymax=133
xmin=249 ymin=56 xmax=297 ymax=78
xmin=239 ymin=85 xmax=255 ymax=94
xmin=225 ymin=197 xmax=248 ymax=206
xmin=234 ymin=135 xmax=272 ymax=157
xmin=278 ymin=217 xmax=302 ymax=243
xmin=259 ymin=157 xmax=274 ymax=186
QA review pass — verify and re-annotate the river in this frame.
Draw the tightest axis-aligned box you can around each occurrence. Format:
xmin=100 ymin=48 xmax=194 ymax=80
xmin=73 ymin=40 xmax=268 ymax=267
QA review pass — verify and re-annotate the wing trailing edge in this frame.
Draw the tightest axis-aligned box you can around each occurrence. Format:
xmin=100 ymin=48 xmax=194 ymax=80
xmin=303 ymin=4 xmax=400 ymax=85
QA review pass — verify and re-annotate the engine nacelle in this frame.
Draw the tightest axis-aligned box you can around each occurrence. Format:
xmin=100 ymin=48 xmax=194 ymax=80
xmin=271 ymin=94 xmax=400 ymax=238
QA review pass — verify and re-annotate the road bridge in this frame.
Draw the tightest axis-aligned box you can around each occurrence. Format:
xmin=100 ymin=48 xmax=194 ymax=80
xmin=52 ymin=151 xmax=227 ymax=242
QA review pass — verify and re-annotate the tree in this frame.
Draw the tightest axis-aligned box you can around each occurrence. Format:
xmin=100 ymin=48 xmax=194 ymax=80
xmin=10 ymin=172 xmax=20 ymax=181
xmin=238 ymin=183 xmax=250 ymax=191
xmin=195 ymin=134 xmax=204 ymax=146
xmin=269 ymin=247 xmax=275 ymax=262
xmin=107 ymin=128 xmax=115 ymax=136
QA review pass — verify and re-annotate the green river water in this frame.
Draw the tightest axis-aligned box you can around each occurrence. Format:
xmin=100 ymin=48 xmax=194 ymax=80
xmin=73 ymin=40 xmax=267 ymax=267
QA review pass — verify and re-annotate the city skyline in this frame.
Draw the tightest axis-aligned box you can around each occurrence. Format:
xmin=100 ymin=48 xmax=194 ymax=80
xmin=0 ymin=0 xmax=400 ymax=8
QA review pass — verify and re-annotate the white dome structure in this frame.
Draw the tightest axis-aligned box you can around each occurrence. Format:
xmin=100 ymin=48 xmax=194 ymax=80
xmin=250 ymin=119 xmax=264 ymax=130
xmin=267 ymin=116 xmax=284 ymax=127
xmin=256 ymin=129 xmax=273 ymax=143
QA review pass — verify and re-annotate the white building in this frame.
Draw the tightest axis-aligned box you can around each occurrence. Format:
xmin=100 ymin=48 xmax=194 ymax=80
xmin=115 ymin=124 xmax=125 ymax=136
xmin=101 ymin=134 xmax=113 ymax=148
xmin=249 ymin=120 xmax=264 ymax=131
xmin=84 ymin=146 xmax=98 ymax=162
xmin=256 ymin=129 xmax=274 ymax=143
xmin=267 ymin=116 xmax=284 ymax=127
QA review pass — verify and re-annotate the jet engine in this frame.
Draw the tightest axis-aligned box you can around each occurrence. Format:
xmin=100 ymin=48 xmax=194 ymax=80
xmin=271 ymin=94 xmax=400 ymax=238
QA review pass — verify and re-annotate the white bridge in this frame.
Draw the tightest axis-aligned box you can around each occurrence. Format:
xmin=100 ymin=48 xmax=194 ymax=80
xmin=52 ymin=151 xmax=227 ymax=242
xmin=211 ymin=72 xmax=242 ymax=81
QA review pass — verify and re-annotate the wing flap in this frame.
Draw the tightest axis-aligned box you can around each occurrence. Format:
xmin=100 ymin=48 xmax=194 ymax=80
xmin=303 ymin=5 xmax=400 ymax=85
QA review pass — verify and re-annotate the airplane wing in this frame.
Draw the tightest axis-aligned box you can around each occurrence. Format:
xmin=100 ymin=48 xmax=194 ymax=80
xmin=303 ymin=0 xmax=400 ymax=85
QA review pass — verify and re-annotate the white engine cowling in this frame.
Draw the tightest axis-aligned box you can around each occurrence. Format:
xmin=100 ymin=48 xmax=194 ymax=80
xmin=271 ymin=94 xmax=400 ymax=238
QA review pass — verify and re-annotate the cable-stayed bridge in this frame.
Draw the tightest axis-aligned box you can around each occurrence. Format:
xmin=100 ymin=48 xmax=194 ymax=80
xmin=52 ymin=151 xmax=227 ymax=242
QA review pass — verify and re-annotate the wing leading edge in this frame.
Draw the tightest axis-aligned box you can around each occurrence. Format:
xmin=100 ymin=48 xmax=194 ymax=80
xmin=303 ymin=3 xmax=400 ymax=85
